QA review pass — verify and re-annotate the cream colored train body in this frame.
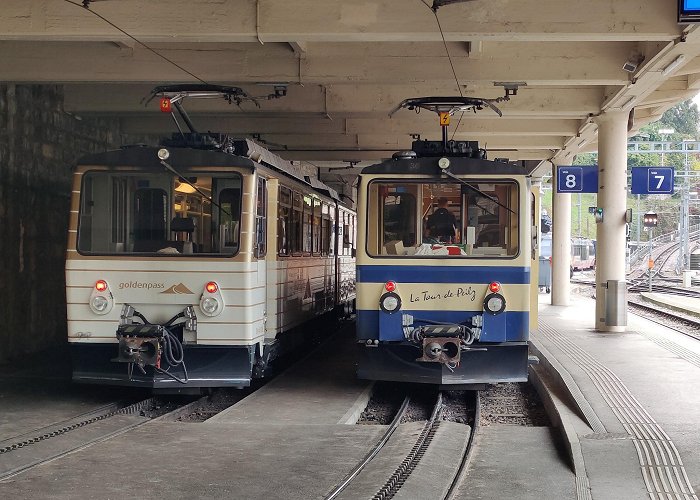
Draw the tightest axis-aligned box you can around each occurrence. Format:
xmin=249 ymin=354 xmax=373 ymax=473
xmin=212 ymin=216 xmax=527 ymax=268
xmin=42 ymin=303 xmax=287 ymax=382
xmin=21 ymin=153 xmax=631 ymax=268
xmin=67 ymin=140 xmax=355 ymax=389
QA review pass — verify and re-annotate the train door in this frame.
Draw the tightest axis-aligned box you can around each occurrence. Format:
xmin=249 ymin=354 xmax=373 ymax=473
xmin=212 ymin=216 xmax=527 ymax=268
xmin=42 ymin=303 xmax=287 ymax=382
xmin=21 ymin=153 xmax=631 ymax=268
xmin=255 ymin=176 xmax=269 ymax=336
xmin=530 ymin=182 xmax=540 ymax=332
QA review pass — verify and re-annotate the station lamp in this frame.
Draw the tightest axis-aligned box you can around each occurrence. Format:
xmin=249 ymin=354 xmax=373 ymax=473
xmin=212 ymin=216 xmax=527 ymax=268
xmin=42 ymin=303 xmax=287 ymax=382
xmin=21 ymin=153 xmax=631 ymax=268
xmin=643 ymin=212 xmax=658 ymax=228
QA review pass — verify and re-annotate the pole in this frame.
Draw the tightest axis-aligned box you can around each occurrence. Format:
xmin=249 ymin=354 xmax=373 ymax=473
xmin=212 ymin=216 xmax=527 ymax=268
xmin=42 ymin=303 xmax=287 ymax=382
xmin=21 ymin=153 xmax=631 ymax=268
xmin=578 ymin=193 xmax=582 ymax=236
xmin=648 ymin=228 xmax=653 ymax=292
xmin=636 ymin=194 xmax=641 ymax=250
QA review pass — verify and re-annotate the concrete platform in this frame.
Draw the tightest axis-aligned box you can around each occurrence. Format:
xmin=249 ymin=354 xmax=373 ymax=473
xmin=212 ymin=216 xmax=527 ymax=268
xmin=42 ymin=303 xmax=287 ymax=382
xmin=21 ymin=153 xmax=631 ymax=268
xmin=534 ymin=294 xmax=700 ymax=499
xmin=4 ymin=298 xmax=700 ymax=499
xmin=640 ymin=291 xmax=700 ymax=318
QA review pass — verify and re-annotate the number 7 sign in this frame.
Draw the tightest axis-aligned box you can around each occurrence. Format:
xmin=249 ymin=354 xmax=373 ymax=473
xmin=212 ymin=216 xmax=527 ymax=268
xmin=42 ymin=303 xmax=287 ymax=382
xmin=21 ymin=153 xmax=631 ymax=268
xmin=630 ymin=167 xmax=674 ymax=194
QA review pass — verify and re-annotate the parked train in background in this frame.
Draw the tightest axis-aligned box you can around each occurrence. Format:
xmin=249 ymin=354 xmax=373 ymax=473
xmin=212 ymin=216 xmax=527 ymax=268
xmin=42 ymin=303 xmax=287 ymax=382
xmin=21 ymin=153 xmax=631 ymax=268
xmin=67 ymin=135 xmax=356 ymax=389
xmin=540 ymin=235 xmax=595 ymax=285
xmin=355 ymin=136 xmax=540 ymax=387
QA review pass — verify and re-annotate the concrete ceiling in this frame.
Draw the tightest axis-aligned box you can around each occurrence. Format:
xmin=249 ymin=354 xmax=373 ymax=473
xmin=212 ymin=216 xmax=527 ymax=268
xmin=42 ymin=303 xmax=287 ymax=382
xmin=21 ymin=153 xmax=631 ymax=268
xmin=3 ymin=0 xmax=700 ymax=171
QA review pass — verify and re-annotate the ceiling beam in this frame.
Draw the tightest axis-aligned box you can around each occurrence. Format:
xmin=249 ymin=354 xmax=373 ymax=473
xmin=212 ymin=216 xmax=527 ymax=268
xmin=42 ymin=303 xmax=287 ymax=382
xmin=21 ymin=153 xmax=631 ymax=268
xmin=0 ymin=40 xmax=634 ymax=85
xmin=63 ymin=84 xmax=604 ymax=116
xmin=0 ymin=0 xmax=680 ymax=43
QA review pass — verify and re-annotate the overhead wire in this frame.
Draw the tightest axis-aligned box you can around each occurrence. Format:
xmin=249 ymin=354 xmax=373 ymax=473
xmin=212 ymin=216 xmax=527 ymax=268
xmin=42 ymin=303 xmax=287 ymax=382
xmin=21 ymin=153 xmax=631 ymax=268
xmin=418 ymin=1 xmax=467 ymax=140
xmin=62 ymin=0 xmax=210 ymax=85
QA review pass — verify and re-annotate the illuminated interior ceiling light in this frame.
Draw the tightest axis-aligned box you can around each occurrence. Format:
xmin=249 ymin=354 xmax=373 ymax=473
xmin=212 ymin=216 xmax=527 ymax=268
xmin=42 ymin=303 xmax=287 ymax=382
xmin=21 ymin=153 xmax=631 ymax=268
xmin=175 ymin=182 xmax=197 ymax=194
xmin=661 ymin=55 xmax=686 ymax=76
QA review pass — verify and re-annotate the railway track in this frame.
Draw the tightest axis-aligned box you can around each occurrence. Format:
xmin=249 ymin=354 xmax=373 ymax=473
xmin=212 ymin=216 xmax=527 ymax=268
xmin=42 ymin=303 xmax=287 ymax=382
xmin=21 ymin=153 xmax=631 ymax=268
xmin=325 ymin=390 xmax=479 ymax=500
xmin=571 ymin=278 xmax=700 ymax=341
xmin=0 ymin=395 xmax=200 ymax=482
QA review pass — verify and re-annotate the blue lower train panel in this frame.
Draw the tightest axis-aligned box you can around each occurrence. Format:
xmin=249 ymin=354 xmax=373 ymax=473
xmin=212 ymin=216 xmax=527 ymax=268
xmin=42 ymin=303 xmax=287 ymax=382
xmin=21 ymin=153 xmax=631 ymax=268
xmin=357 ymin=309 xmax=529 ymax=342
xmin=71 ymin=343 xmax=254 ymax=389
xmin=357 ymin=341 xmax=529 ymax=386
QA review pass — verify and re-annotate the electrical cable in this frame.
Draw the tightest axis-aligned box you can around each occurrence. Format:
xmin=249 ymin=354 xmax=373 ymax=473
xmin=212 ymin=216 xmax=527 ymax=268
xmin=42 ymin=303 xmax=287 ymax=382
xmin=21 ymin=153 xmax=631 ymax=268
xmin=418 ymin=0 xmax=467 ymax=139
xmin=156 ymin=327 xmax=189 ymax=384
xmin=62 ymin=0 xmax=210 ymax=85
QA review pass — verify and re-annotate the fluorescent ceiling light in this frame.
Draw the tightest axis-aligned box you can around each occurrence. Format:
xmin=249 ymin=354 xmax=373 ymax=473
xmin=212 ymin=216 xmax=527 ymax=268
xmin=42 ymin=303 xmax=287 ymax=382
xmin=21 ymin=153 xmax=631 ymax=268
xmin=661 ymin=55 xmax=686 ymax=76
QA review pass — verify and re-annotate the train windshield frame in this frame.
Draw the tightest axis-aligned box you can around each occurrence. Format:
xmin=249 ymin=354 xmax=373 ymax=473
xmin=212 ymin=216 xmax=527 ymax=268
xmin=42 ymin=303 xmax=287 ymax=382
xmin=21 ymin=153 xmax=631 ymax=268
xmin=367 ymin=179 xmax=520 ymax=258
xmin=76 ymin=169 xmax=243 ymax=257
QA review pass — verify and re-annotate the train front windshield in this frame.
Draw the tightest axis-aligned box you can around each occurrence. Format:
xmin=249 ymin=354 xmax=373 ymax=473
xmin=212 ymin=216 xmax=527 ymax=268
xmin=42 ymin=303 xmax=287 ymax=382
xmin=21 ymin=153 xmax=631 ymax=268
xmin=77 ymin=171 xmax=242 ymax=256
xmin=368 ymin=180 xmax=519 ymax=257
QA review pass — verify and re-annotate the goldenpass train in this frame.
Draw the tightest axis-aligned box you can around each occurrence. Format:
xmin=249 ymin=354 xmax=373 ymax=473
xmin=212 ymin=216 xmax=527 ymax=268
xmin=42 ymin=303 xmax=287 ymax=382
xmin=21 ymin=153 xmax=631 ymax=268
xmin=67 ymin=132 xmax=356 ymax=389
xmin=355 ymin=97 xmax=540 ymax=387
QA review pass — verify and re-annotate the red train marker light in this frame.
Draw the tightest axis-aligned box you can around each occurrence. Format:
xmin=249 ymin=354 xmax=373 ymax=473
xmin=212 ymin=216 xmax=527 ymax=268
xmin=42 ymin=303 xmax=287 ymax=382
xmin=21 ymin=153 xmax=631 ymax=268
xmin=205 ymin=282 xmax=218 ymax=293
xmin=489 ymin=282 xmax=501 ymax=293
xmin=95 ymin=280 xmax=108 ymax=292
xmin=160 ymin=97 xmax=172 ymax=113
xmin=385 ymin=281 xmax=396 ymax=292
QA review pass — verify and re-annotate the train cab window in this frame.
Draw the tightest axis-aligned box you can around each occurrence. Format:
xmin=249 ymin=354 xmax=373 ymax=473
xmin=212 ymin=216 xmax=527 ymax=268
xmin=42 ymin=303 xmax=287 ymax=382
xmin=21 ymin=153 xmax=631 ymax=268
xmin=367 ymin=180 xmax=519 ymax=258
xmin=77 ymin=171 xmax=242 ymax=256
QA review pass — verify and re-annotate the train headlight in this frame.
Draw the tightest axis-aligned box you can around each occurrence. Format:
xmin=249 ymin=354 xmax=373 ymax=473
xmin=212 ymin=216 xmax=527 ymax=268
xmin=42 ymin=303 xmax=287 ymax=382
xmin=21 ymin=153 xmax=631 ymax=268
xmin=201 ymin=297 xmax=219 ymax=315
xmin=199 ymin=281 xmax=224 ymax=317
xmin=91 ymin=296 xmax=109 ymax=312
xmin=89 ymin=279 xmax=113 ymax=315
xmin=483 ymin=293 xmax=506 ymax=315
xmin=379 ymin=292 xmax=402 ymax=314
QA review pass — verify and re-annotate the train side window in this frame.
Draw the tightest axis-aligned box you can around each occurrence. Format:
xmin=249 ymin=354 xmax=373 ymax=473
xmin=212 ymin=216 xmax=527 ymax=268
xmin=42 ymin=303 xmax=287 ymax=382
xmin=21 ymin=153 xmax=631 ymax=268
xmin=255 ymin=177 xmax=267 ymax=258
xmin=322 ymin=202 xmax=332 ymax=256
xmin=218 ymin=186 xmax=241 ymax=253
xmin=291 ymin=191 xmax=303 ymax=255
xmin=303 ymin=195 xmax=313 ymax=254
xmin=312 ymin=198 xmax=322 ymax=255
xmin=350 ymin=214 xmax=356 ymax=252
xmin=278 ymin=186 xmax=292 ymax=256
xmin=343 ymin=211 xmax=351 ymax=255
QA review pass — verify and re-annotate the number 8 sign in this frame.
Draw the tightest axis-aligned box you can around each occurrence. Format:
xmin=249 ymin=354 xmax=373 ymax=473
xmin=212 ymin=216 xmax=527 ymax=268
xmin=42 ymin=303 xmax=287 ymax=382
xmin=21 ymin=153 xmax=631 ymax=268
xmin=556 ymin=166 xmax=598 ymax=193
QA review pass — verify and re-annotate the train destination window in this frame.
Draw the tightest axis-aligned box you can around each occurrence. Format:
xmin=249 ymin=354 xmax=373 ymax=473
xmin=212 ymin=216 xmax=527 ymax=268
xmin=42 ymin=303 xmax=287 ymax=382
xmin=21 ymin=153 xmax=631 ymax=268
xmin=77 ymin=171 xmax=242 ymax=256
xmin=367 ymin=180 xmax=519 ymax=258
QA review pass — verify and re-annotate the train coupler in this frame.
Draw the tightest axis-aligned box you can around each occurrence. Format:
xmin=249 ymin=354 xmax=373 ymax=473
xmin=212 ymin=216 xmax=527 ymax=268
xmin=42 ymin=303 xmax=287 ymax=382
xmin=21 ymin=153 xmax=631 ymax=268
xmin=417 ymin=337 xmax=461 ymax=364
xmin=113 ymin=324 xmax=165 ymax=368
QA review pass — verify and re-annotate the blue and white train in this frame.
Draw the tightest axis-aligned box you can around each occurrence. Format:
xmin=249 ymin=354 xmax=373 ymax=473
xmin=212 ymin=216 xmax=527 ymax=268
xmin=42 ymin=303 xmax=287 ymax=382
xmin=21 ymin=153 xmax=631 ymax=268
xmin=355 ymin=134 xmax=539 ymax=387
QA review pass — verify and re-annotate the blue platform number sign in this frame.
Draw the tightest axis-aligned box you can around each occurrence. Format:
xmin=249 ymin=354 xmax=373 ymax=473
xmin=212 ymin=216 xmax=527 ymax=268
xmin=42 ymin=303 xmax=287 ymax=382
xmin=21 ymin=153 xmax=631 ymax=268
xmin=556 ymin=165 xmax=598 ymax=193
xmin=680 ymin=0 xmax=700 ymax=22
xmin=630 ymin=167 xmax=674 ymax=195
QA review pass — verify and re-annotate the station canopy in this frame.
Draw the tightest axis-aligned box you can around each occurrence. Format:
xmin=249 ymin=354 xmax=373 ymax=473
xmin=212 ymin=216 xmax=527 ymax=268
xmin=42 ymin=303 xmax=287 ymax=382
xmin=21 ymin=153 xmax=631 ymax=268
xmin=3 ymin=0 xmax=700 ymax=174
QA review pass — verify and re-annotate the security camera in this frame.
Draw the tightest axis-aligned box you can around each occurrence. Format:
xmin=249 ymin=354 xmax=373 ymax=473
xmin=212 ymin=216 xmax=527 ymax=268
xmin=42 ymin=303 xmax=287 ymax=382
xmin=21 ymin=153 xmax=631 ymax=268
xmin=622 ymin=60 xmax=639 ymax=73
xmin=622 ymin=54 xmax=645 ymax=73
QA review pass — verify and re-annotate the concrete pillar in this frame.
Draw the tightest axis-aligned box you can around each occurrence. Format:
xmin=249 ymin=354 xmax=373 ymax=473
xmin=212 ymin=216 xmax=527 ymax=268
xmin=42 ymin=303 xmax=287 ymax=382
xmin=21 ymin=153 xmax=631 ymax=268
xmin=594 ymin=110 xmax=628 ymax=332
xmin=552 ymin=159 xmax=572 ymax=305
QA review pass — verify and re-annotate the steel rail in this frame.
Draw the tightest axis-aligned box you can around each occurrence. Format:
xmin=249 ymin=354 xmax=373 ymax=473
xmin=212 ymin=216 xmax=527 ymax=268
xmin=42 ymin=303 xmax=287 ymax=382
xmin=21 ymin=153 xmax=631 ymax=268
xmin=324 ymin=395 xmax=411 ymax=500
xmin=444 ymin=391 xmax=480 ymax=500
xmin=371 ymin=392 xmax=445 ymax=500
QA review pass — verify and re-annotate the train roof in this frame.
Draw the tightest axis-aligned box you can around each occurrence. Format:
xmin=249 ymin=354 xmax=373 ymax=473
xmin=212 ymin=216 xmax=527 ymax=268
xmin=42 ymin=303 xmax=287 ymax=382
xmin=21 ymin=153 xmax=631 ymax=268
xmin=360 ymin=155 xmax=530 ymax=176
xmin=76 ymin=140 xmax=341 ymax=202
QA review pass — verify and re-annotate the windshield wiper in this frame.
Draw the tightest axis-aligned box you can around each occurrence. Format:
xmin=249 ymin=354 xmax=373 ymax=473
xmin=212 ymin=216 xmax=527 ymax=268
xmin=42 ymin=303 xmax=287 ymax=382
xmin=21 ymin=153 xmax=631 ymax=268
xmin=158 ymin=158 xmax=231 ymax=217
xmin=441 ymin=169 xmax=516 ymax=215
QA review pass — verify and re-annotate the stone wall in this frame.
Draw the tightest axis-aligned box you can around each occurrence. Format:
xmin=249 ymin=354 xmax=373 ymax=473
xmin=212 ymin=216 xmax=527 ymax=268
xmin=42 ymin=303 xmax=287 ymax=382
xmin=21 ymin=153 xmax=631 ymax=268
xmin=0 ymin=85 xmax=120 ymax=363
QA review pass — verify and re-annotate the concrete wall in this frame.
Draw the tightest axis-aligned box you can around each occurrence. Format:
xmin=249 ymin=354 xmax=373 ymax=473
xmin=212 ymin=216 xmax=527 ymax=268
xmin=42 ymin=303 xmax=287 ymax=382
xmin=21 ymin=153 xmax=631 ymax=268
xmin=0 ymin=85 xmax=120 ymax=363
